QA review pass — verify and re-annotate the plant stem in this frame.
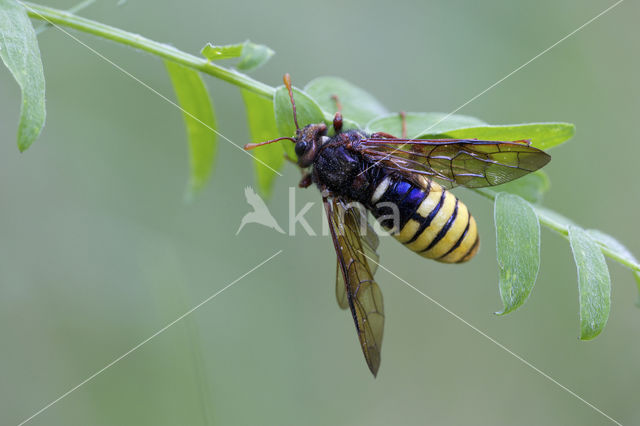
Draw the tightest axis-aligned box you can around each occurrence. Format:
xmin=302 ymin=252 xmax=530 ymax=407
xmin=474 ymin=189 xmax=640 ymax=273
xmin=34 ymin=0 xmax=96 ymax=34
xmin=22 ymin=1 xmax=275 ymax=99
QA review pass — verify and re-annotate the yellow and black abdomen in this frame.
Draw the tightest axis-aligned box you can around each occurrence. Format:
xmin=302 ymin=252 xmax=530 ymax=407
xmin=369 ymin=175 xmax=479 ymax=263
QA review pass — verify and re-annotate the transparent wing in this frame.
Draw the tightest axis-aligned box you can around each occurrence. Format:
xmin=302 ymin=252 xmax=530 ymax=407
xmin=324 ymin=198 xmax=384 ymax=376
xmin=335 ymin=209 xmax=379 ymax=310
xmin=358 ymin=138 xmax=551 ymax=189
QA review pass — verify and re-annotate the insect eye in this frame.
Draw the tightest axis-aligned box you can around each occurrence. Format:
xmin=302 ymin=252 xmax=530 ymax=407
xmin=295 ymin=140 xmax=308 ymax=157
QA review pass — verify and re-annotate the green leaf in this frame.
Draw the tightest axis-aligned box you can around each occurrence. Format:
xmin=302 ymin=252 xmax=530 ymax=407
xmin=366 ymin=118 xmax=573 ymax=150
xmin=241 ymin=89 xmax=283 ymax=198
xmin=438 ymin=123 xmax=575 ymax=151
xmin=586 ymin=229 xmax=640 ymax=307
xmin=200 ymin=42 xmax=244 ymax=61
xmin=569 ymin=226 xmax=611 ymax=340
xmin=477 ymin=170 xmax=550 ymax=204
xmin=304 ymin=76 xmax=387 ymax=127
xmin=366 ymin=112 xmax=486 ymax=138
xmin=273 ymin=85 xmax=325 ymax=160
xmin=236 ymin=41 xmax=274 ymax=72
xmin=165 ymin=61 xmax=217 ymax=199
xmin=494 ymin=193 xmax=541 ymax=315
xmin=0 ymin=0 xmax=46 ymax=151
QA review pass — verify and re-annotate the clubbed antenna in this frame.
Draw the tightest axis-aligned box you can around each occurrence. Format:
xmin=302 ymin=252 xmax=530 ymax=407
xmin=283 ymin=73 xmax=299 ymax=131
xmin=244 ymin=136 xmax=296 ymax=150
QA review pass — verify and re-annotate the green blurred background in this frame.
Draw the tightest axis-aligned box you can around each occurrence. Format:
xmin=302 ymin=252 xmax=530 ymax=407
xmin=1 ymin=0 xmax=639 ymax=424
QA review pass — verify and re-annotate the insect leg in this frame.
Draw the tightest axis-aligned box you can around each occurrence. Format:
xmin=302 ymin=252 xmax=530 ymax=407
xmin=400 ymin=111 xmax=407 ymax=139
xmin=331 ymin=94 xmax=344 ymax=133
xmin=333 ymin=112 xmax=343 ymax=133
xmin=299 ymin=173 xmax=312 ymax=188
xmin=331 ymin=94 xmax=343 ymax=114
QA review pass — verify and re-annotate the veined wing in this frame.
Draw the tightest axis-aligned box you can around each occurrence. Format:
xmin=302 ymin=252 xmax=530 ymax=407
xmin=358 ymin=138 xmax=551 ymax=188
xmin=324 ymin=198 xmax=384 ymax=376
xmin=336 ymin=207 xmax=379 ymax=310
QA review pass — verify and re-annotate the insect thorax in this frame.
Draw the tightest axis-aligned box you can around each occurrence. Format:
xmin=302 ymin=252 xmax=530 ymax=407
xmin=312 ymin=130 xmax=380 ymax=202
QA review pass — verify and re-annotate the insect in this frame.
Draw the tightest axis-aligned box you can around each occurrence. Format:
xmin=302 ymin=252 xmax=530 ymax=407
xmin=245 ymin=74 xmax=551 ymax=377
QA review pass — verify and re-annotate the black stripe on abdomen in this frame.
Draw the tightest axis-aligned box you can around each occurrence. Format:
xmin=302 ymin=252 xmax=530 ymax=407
xmin=368 ymin=176 xmax=480 ymax=263
xmin=406 ymin=188 xmax=446 ymax=245
xmin=423 ymin=199 xmax=458 ymax=252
